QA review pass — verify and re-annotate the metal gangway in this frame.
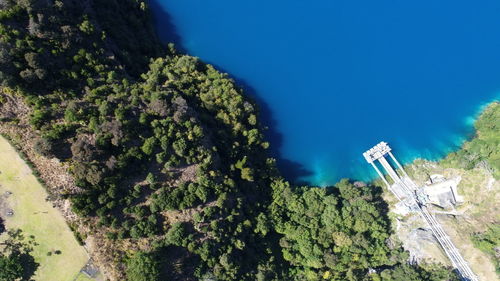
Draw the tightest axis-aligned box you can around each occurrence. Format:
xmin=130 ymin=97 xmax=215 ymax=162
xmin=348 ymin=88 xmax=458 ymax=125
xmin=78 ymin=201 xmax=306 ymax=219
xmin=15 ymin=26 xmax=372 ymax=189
xmin=363 ymin=142 xmax=479 ymax=281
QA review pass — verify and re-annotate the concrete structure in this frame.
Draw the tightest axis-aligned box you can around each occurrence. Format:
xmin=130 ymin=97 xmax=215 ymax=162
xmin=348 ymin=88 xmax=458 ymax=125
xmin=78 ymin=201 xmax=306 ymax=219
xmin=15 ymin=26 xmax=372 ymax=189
xmin=424 ymin=177 xmax=463 ymax=208
xmin=363 ymin=142 xmax=478 ymax=281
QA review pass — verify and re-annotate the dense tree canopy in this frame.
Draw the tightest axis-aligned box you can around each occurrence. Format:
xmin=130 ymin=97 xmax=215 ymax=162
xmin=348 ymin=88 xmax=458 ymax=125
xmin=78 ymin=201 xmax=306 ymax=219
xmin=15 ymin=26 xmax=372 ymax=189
xmin=126 ymin=251 xmax=161 ymax=281
xmin=0 ymin=254 xmax=24 ymax=281
xmin=378 ymin=264 xmax=459 ymax=281
xmin=270 ymin=179 xmax=397 ymax=279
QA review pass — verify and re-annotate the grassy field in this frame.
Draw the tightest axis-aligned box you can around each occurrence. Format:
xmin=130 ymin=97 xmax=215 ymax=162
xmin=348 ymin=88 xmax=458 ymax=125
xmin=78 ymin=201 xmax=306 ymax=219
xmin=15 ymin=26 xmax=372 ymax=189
xmin=0 ymin=136 xmax=90 ymax=281
xmin=74 ymin=272 xmax=103 ymax=281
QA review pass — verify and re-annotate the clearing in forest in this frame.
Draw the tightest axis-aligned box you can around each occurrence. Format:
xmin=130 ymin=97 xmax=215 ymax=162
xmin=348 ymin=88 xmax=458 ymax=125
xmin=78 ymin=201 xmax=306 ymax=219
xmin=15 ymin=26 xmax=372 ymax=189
xmin=0 ymin=136 xmax=89 ymax=281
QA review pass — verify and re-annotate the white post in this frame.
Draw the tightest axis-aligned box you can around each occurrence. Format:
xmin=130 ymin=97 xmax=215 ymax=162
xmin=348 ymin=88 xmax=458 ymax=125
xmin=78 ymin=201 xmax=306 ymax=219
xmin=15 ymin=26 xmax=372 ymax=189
xmin=378 ymin=157 xmax=401 ymax=184
xmin=388 ymin=151 xmax=409 ymax=178
xmin=370 ymin=162 xmax=390 ymax=188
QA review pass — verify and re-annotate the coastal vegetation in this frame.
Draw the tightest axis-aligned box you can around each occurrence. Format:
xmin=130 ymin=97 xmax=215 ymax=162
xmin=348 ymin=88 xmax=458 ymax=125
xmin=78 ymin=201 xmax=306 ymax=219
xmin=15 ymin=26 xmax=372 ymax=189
xmin=442 ymin=102 xmax=499 ymax=179
xmin=0 ymin=0 xmax=494 ymax=280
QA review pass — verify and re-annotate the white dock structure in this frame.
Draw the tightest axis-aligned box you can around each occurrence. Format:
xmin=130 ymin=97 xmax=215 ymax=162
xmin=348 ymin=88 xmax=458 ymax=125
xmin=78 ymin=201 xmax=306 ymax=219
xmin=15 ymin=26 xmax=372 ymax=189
xmin=363 ymin=142 xmax=479 ymax=281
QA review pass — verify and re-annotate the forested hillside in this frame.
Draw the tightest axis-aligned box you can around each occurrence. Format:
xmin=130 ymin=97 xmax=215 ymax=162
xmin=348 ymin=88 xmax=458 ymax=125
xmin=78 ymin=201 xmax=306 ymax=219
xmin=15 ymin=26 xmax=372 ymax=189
xmin=0 ymin=0 xmax=458 ymax=280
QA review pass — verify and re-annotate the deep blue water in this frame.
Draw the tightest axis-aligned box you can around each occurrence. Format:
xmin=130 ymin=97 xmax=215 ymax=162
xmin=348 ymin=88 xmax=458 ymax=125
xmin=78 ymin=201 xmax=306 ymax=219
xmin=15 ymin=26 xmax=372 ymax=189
xmin=151 ymin=0 xmax=500 ymax=186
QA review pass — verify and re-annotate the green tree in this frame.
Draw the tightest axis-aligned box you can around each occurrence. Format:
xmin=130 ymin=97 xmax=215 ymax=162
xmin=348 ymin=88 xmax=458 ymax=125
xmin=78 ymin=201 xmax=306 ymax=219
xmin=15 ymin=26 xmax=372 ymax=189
xmin=0 ymin=254 xmax=24 ymax=281
xmin=165 ymin=222 xmax=188 ymax=246
xmin=126 ymin=251 xmax=161 ymax=281
xmin=0 ymin=229 xmax=39 ymax=281
xmin=141 ymin=137 xmax=156 ymax=155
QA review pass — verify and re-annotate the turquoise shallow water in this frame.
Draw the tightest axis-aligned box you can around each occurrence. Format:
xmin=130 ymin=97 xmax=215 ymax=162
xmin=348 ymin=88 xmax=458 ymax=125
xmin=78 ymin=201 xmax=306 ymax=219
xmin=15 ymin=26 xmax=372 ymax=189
xmin=151 ymin=0 xmax=500 ymax=186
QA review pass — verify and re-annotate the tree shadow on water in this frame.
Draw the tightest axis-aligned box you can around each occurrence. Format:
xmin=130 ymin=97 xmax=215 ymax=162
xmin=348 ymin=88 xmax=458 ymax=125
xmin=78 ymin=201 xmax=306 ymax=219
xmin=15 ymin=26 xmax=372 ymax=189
xmin=232 ymin=78 xmax=314 ymax=184
xmin=147 ymin=1 xmax=313 ymax=184
xmin=147 ymin=0 xmax=185 ymax=53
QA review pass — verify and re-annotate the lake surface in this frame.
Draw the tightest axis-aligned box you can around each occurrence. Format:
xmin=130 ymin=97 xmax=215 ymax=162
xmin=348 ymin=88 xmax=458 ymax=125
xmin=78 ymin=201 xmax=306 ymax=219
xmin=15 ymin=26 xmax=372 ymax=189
xmin=151 ymin=0 xmax=500 ymax=186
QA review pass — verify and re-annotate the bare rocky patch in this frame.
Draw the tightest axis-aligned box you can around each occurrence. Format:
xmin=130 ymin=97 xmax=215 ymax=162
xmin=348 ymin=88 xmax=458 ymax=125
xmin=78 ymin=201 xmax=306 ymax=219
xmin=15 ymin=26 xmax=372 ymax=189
xmin=389 ymin=159 xmax=500 ymax=280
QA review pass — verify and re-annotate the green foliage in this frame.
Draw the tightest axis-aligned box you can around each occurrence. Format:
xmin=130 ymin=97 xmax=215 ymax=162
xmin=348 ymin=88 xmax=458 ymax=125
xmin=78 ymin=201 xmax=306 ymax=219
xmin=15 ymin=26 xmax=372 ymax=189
xmin=270 ymin=179 xmax=398 ymax=279
xmin=471 ymin=225 xmax=500 ymax=274
xmin=129 ymin=219 xmax=159 ymax=239
xmin=126 ymin=251 xmax=161 ymax=281
xmin=0 ymin=254 xmax=24 ymax=281
xmin=79 ymin=19 xmax=95 ymax=34
xmin=150 ymin=183 xmax=209 ymax=211
xmin=0 ymin=229 xmax=39 ymax=281
xmin=141 ymin=137 xmax=156 ymax=155
xmin=378 ymin=263 xmax=459 ymax=281
xmin=442 ymin=102 xmax=500 ymax=178
xmin=165 ymin=222 xmax=188 ymax=246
